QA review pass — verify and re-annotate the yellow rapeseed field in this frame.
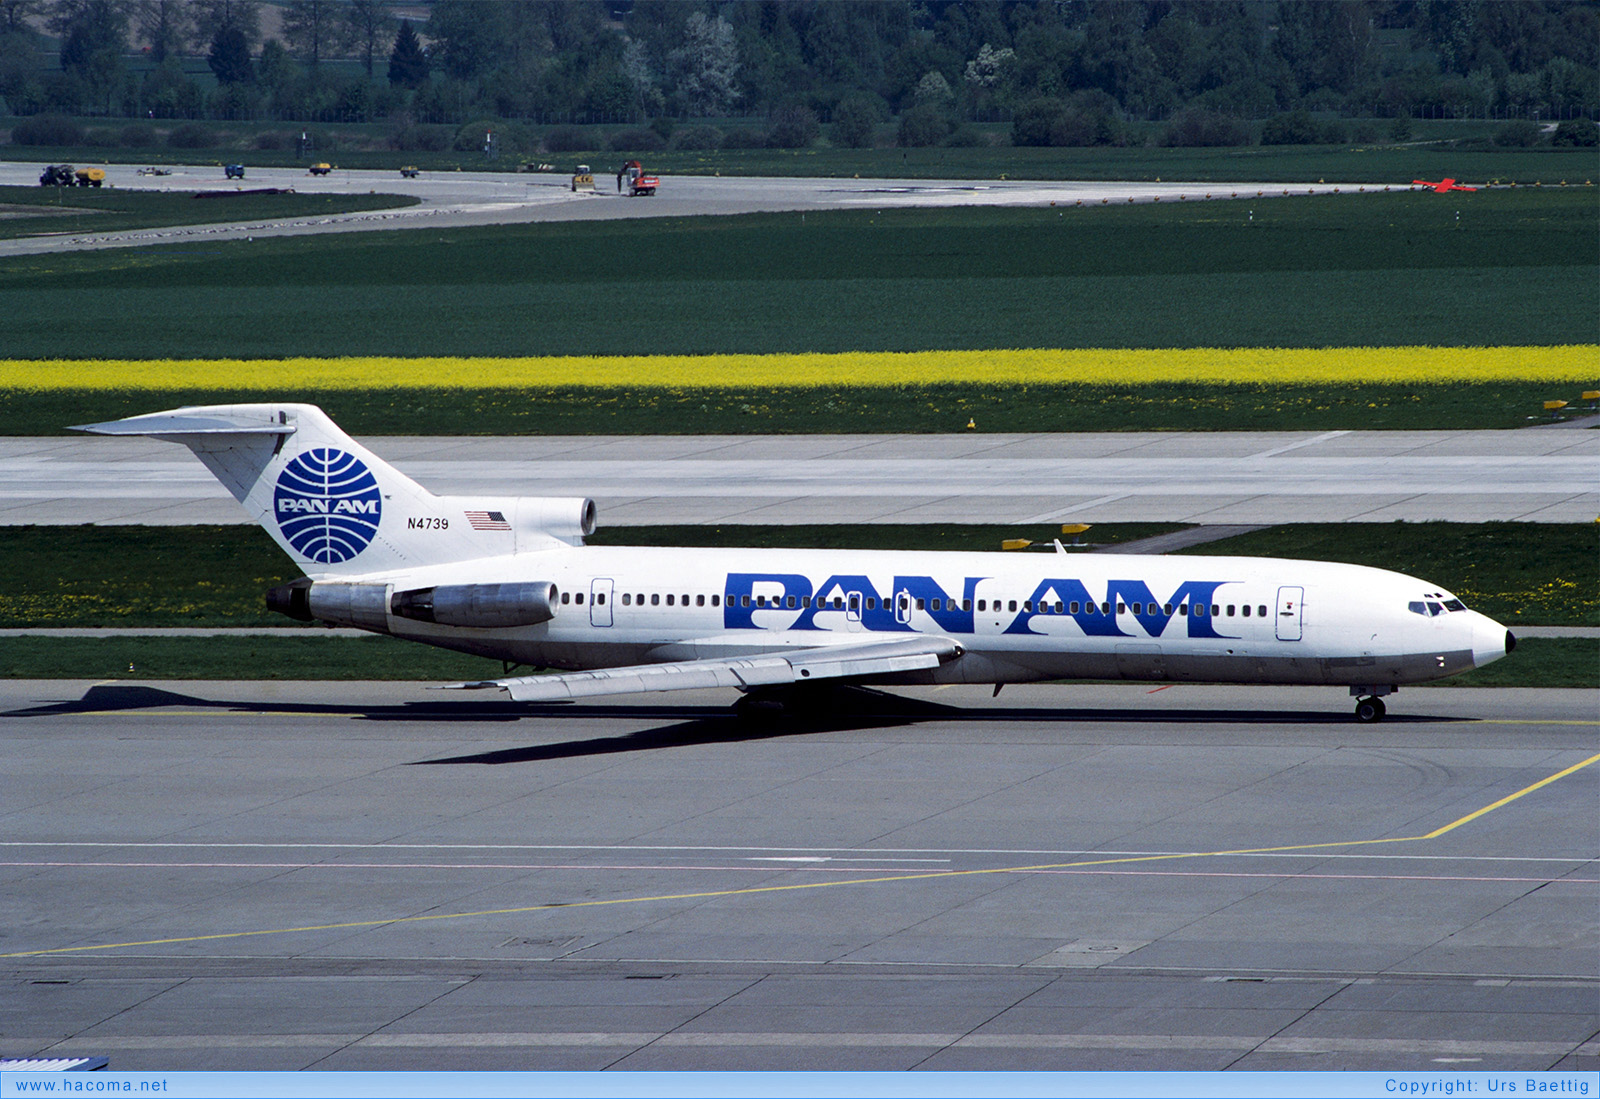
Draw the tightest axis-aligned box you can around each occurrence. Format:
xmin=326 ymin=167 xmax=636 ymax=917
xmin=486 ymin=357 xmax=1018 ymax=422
xmin=2 ymin=346 xmax=1593 ymax=390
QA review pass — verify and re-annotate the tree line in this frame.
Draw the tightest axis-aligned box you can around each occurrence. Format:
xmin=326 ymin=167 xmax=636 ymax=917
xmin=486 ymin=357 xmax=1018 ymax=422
xmin=1 ymin=1 xmax=1595 ymax=144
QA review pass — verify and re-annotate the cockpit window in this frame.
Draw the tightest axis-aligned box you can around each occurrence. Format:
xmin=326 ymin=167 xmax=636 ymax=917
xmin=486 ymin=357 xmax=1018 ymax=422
xmin=1409 ymin=601 xmax=1439 ymax=617
xmin=1443 ymin=599 xmax=1466 ymax=612
xmin=1426 ymin=601 xmax=1444 ymax=615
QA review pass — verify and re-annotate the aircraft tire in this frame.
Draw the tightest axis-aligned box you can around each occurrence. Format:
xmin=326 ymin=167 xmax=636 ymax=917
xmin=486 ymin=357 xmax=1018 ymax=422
xmin=1354 ymin=696 xmax=1386 ymax=723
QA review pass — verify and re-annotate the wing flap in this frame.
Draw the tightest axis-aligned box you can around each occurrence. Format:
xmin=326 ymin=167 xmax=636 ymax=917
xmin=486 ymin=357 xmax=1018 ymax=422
xmin=444 ymin=637 xmax=960 ymax=702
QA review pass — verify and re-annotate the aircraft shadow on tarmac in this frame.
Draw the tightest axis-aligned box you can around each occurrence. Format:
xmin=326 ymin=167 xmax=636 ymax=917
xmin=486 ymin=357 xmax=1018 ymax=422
xmin=5 ymin=684 xmax=1466 ymax=766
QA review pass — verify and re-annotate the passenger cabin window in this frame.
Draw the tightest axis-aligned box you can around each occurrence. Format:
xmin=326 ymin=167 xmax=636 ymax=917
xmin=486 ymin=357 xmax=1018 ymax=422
xmin=1258 ymin=605 xmax=1267 ymax=617
xmin=1008 ymin=600 xmax=1018 ymax=612
xmin=867 ymin=597 xmax=876 ymax=610
xmin=916 ymin=598 xmax=925 ymax=611
xmin=595 ymin=593 xmax=603 ymax=604
xmin=696 ymin=594 xmax=705 ymax=607
xmin=711 ymin=595 xmax=720 ymax=607
xmin=561 ymin=592 xmax=570 ymax=604
xmin=1227 ymin=605 xmax=1235 ymax=616
xmin=962 ymin=599 xmax=971 ymax=611
xmin=651 ymin=593 xmax=660 ymax=606
xmin=666 ymin=594 xmax=674 ymax=606
xmin=576 ymin=592 xmax=584 ymax=605
xmin=1242 ymin=605 xmax=1250 ymax=617
xmin=622 ymin=593 xmax=632 ymax=606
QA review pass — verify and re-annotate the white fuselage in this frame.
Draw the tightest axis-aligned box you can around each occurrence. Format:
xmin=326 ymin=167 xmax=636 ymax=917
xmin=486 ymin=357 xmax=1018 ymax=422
xmin=351 ymin=545 xmax=1509 ymax=689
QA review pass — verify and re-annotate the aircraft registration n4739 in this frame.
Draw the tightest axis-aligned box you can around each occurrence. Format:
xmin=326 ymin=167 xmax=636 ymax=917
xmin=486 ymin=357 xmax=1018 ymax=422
xmin=75 ymin=404 xmax=1517 ymax=723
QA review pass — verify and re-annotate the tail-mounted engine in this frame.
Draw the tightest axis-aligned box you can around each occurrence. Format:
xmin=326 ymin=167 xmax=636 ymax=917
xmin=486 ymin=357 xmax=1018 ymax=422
xmin=269 ymin=578 xmax=559 ymax=631
xmin=391 ymin=582 xmax=559 ymax=628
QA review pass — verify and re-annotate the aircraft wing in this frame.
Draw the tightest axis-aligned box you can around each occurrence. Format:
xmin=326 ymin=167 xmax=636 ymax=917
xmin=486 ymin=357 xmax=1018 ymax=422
xmin=442 ymin=636 xmax=962 ymax=702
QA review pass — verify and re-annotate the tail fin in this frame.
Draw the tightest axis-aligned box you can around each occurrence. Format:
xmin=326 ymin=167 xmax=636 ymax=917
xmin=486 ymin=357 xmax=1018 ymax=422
xmin=73 ymin=403 xmax=593 ymax=578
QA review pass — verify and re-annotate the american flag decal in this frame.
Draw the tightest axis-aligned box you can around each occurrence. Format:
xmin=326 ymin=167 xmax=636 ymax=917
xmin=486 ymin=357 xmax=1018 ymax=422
xmin=465 ymin=510 xmax=511 ymax=531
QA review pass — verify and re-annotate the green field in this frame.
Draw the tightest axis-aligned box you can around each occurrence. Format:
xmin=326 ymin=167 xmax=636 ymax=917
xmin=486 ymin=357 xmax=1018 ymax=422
xmin=0 ymin=184 xmax=417 ymax=240
xmin=4 ymin=521 xmax=1591 ymax=629
xmin=0 ymin=634 xmax=1587 ymax=688
xmin=0 ymin=191 xmax=1591 ymax=364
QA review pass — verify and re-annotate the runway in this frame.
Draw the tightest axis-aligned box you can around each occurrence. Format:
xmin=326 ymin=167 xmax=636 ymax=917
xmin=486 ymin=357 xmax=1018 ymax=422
xmin=2 ymin=679 xmax=1595 ymax=1071
xmin=5 ymin=428 xmax=1595 ymax=526
xmin=0 ymin=160 xmax=1381 ymax=257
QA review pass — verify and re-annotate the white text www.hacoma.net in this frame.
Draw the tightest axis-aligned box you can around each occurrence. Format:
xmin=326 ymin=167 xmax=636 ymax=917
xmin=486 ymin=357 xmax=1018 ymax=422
xmin=12 ymin=1082 xmax=167 ymax=1093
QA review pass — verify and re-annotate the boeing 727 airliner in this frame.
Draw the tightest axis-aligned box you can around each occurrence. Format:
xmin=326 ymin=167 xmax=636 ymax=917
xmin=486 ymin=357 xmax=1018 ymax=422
xmin=76 ymin=403 xmax=1517 ymax=722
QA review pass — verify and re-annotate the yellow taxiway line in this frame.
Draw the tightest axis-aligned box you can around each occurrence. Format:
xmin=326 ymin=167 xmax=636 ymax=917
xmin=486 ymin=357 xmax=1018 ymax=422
xmin=5 ymin=750 xmax=1596 ymax=960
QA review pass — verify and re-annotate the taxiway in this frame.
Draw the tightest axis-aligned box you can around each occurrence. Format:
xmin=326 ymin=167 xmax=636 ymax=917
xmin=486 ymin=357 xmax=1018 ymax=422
xmin=2 ymin=680 xmax=1595 ymax=1071
xmin=4 ymin=428 xmax=1596 ymax=526
xmin=0 ymin=161 xmax=1381 ymax=257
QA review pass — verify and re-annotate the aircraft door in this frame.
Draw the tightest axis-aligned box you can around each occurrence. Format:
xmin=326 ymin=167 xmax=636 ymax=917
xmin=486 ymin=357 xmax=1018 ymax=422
xmin=894 ymin=589 xmax=912 ymax=626
xmin=1276 ymin=585 xmax=1303 ymax=641
xmin=590 ymin=578 xmax=613 ymax=627
xmin=845 ymin=590 xmax=865 ymax=632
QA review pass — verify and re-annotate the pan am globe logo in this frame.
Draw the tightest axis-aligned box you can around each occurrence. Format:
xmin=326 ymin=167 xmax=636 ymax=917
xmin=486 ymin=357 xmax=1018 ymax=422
xmin=274 ymin=448 xmax=382 ymax=563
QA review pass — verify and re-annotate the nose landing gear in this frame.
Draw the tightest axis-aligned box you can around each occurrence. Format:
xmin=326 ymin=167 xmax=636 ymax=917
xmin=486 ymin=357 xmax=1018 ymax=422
xmin=1351 ymin=685 xmax=1396 ymax=723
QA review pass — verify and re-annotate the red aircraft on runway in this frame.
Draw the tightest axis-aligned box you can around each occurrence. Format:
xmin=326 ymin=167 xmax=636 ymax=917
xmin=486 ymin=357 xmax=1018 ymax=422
xmin=1412 ymin=178 xmax=1477 ymax=192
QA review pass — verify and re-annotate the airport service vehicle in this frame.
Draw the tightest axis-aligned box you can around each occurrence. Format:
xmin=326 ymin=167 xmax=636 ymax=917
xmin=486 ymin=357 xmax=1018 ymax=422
xmin=75 ymin=404 xmax=1516 ymax=722
xmin=225 ymin=164 xmax=245 ymax=180
xmin=309 ymin=163 xmax=332 ymax=176
xmin=617 ymin=160 xmax=658 ymax=196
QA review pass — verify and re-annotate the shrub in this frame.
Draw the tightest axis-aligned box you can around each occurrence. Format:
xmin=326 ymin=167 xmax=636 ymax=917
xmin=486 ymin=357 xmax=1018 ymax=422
xmin=9 ymin=113 xmax=83 ymax=146
xmin=1011 ymin=98 xmax=1066 ymax=146
xmin=83 ymin=127 xmax=120 ymax=147
xmin=542 ymin=126 xmax=590 ymax=153
xmin=166 ymin=122 xmax=217 ymax=149
xmin=1160 ymin=108 xmax=1249 ymax=147
xmin=1389 ymin=116 xmax=1413 ymax=141
xmin=389 ymin=124 xmax=450 ymax=152
xmin=1260 ymin=110 xmax=1323 ymax=145
xmin=897 ymin=103 xmax=951 ymax=147
xmin=830 ymin=96 xmax=880 ymax=148
xmin=119 ymin=123 xmax=157 ymax=148
xmin=672 ymin=125 xmax=722 ymax=150
xmin=608 ymin=127 xmax=665 ymax=152
xmin=1493 ymin=119 xmax=1542 ymax=147
xmin=1550 ymin=118 xmax=1598 ymax=147
xmin=720 ymin=127 xmax=767 ymax=149
xmin=253 ymin=131 xmax=286 ymax=150
xmin=767 ymin=105 xmax=819 ymax=148
xmin=451 ymin=119 xmax=499 ymax=152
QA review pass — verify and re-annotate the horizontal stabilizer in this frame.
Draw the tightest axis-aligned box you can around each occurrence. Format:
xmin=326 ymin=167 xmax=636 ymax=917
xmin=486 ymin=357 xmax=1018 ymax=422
xmin=443 ymin=636 xmax=962 ymax=702
xmin=72 ymin=411 xmax=296 ymax=437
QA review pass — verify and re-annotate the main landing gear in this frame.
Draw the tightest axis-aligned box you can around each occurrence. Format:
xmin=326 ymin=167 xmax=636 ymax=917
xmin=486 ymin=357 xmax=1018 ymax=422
xmin=1351 ymin=685 xmax=1396 ymax=723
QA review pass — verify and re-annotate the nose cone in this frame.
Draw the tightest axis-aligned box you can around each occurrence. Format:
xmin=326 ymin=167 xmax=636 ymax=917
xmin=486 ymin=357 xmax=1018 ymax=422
xmin=1469 ymin=611 xmax=1513 ymax=669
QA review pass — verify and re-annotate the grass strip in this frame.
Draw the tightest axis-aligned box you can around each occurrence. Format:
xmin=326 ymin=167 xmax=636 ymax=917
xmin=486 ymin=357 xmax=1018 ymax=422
xmin=1433 ymin=638 xmax=1597 ymax=689
xmin=1176 ymin=522 xmax=1599 ymax=628
xmin=6 ymin=382 xmax=1595 ymax=436
xmin=0 ymin=185 xmax=418 ymax=240
xmin=0 ymin=633 xmax=502 ymax=681
xmin=0 ymin=634 xmax=1587 ymax=688
xmin=3 ymin=523 xmax=1591 ymax=629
